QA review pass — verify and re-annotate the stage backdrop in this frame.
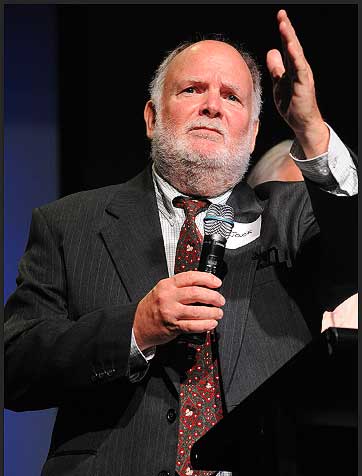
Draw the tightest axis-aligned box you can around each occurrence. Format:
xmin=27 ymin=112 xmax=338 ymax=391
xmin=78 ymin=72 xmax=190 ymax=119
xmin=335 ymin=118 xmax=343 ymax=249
xmin=4 ymin=5 xmax=59 ymax=476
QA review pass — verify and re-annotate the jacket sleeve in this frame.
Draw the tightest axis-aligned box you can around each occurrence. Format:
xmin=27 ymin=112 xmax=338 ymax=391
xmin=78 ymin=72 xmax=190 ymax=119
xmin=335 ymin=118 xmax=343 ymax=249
xmin=5 ymin=207 xmax=138 ymax=411
xmin=303 ymin=175 xmax=358 ymax=312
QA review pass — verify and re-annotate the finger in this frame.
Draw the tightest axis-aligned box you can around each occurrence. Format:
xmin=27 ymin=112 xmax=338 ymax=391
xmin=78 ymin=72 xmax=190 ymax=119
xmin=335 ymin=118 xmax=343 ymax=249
xmin=277 ymin=13 xmax=294 ymax=75
xmin=176 ymin=303 xmax=224 ymax=321
xmin=177 ymin=286 xmax=225 ymax=307
xmin=277 ymin=10 xmax=303 ymax=56
xmin=283 ymin=35 xmax=310 ymax=85
xmin=173 ymin=271 xmax=222 ymax=289
xmin=178 ymin=319 xmax=219 ymax=334
xmin=266 ymin=49 xmax=285 ymax=80
xmin=277 ymin=11 xmax=310 ymax=82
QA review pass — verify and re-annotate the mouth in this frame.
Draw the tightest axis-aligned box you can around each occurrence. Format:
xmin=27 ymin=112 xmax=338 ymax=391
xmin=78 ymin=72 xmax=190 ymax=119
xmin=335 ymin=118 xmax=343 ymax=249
xmin=190 ymin=126 xmax=223 ymax=136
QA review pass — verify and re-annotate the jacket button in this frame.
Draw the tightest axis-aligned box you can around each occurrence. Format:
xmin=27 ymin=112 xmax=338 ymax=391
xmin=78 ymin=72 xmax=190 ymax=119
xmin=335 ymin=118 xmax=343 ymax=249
xmin=166 ymin=408 xmax=177 ymax=423
xmin=158 ymin=472 xmax=170 ymax=476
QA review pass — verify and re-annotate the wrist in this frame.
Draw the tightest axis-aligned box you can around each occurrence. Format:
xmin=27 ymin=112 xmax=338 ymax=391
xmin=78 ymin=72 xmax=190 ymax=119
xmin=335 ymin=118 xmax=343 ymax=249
xmin=293 ymin=121 xmax=330 ymax=159
xmin=133 ymin=322 xmax=148 ymax=352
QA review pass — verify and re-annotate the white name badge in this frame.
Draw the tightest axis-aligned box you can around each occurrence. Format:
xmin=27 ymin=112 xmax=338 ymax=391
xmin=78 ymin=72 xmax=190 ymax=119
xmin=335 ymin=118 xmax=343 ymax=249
xmin=226 ymin=216 xmax=261 ymax=249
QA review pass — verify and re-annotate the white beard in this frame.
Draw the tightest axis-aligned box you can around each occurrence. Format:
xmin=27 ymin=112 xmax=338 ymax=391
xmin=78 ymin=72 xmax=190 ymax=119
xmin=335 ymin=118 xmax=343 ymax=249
xmin=151 ymin=117 xmax=254 ymax=197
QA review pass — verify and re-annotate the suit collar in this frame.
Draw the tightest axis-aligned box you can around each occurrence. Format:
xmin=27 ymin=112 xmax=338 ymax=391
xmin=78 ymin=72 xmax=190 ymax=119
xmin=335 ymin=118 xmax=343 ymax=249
xmin=100 ymin=166 xmax=169 ymax=302
xmin=226 ymin=179 xmax=264 ymax=223
xmin=104 ymin=165 xmax=155 ymax=218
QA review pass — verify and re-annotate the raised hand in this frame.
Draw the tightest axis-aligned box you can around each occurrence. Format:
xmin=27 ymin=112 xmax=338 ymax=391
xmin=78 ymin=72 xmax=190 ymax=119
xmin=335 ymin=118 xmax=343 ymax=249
xmin=266 ymin=9 xmax=329 ymax=158
xmin=133 ymin=271 xmax=225 ymax=351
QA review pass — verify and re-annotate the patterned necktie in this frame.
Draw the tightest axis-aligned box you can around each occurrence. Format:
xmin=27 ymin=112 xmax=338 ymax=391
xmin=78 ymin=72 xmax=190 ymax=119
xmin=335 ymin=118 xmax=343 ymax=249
xmin=173 ymin=197 xmax=224 ymax=476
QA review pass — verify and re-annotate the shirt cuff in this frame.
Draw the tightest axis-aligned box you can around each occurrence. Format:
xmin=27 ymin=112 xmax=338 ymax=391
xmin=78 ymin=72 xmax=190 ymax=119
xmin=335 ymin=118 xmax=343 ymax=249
xmin=290 ymin=123 xmax=357 ymax=196
xmin=128 ymin=329 xmax=156 ymax=383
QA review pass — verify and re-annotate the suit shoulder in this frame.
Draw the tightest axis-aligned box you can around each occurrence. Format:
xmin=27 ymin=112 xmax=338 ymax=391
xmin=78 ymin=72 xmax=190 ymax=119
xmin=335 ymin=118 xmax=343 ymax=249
xmin=254 ymin=180 xmax=308 ymax=203
xmin=37 ymin=166 xmax=152 ymax=219
xmin=253 ymin=181 xmax=313 ymax=225
xmin=38 ymin=184 xmax=122 ymax=216
xmin=34 ymin=184 xmax=127 ymax=234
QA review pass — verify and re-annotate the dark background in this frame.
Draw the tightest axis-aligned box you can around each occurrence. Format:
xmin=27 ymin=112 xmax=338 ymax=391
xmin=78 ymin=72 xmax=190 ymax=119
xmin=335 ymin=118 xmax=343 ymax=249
xmin=58 ymin=4 xmax=357 ymax=197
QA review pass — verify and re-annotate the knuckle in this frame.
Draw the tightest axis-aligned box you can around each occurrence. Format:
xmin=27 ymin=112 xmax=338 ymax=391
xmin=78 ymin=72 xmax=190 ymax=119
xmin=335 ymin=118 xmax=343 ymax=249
xmin=185 ymin=272 xmax=198 ymax=286
xmin=190 ymin=306 xmax=202 ymax=319
xmin=180 ymin=323 xmax=191 ymax=333
xmin=189 ymin=287 xmax=200 ymax=302
xmin=157 ymin=289 xmax=167 ymax=303
xmin=159 ymin=302 xmax=173 ymax=320
xmin=157 ymin=278 xmax=169 ymax=293
xmin=172 ymin=274 xmax=182 ymax=286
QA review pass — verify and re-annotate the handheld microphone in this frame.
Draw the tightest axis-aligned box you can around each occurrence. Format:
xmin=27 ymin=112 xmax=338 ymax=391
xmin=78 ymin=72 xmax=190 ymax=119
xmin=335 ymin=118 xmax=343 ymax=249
xmin=180 ymin=203 xmax=235 ymax=345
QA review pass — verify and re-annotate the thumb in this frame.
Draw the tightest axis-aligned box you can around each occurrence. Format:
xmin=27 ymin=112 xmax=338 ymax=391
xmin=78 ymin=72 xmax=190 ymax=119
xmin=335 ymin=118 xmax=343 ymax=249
xmin=266 ymin=49 xmax=285 ymax=81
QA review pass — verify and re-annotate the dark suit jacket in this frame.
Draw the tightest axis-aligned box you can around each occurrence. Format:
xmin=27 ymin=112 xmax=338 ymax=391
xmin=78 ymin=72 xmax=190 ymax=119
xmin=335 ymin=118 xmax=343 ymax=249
xmin=4 ymin=165 xmax=357 ymax=476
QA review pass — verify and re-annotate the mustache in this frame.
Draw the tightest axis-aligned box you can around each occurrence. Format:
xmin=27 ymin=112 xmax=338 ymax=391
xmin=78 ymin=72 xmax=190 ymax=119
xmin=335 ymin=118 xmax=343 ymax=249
xmin=185 ymin=119 xmax=227 ymax=136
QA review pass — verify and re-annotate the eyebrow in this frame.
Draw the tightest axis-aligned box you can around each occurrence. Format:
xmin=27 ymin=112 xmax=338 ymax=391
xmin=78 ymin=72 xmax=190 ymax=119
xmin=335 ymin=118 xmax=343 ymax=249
xmin=222 ymin=82 xmax=242 ymax=94
xmin=179 ymin=78 xmax=243 ymax=94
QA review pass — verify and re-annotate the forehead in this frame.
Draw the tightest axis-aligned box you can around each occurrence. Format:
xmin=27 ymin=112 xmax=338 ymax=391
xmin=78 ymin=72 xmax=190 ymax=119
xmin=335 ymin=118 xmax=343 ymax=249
xmin=164 ymin=40 xmax=253 ymax=91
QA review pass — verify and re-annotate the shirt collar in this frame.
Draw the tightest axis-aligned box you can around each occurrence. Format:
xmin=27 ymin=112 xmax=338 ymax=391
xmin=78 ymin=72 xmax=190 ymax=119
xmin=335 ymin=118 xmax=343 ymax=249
xmin=152 ymin=163 xmax=233 ymax=221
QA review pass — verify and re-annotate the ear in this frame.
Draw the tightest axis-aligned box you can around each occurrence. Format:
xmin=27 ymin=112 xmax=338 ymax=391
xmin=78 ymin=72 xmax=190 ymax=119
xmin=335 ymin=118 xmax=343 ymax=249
xmin=249 ymin=120 xmax=259 ymax=153
xmin=144 ymin=100 xmax=157 ymax=139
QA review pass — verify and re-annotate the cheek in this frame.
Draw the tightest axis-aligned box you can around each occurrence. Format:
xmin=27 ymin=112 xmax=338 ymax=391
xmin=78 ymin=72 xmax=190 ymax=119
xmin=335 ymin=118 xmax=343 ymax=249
xmin=163 ymin=99 xmax=198 ymax=125
xmin=227 ymin=109 xmax=253 ymax=139
xmin=161 ymin=106 xmax=183 ymax=128
xmin=228 ymin=122 xmax=250 ymax=142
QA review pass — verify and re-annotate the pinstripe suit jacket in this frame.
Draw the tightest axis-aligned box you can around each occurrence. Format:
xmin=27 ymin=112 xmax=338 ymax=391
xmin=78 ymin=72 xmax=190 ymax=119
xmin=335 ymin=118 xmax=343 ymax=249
xmin=4 ymin=164 xmax=357 ymax=476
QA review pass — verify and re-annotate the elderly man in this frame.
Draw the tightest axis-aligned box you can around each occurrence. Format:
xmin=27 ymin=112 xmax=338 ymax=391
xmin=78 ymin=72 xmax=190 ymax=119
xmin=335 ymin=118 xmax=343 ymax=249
xmin=5 ymin=10 xmax=357 ymax=476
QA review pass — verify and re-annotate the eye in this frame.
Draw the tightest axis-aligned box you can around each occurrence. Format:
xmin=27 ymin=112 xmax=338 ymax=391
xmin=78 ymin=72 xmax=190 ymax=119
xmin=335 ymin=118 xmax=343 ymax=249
xmin=227 ymin=94 xmax=240 ymax=102
xmin=183 ymin=87 xmax=196 ymax=94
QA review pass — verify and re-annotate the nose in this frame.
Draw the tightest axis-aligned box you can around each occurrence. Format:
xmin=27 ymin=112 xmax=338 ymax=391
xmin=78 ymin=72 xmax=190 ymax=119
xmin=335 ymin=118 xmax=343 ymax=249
xmin=200 ymin=90 xmax=223 ymax=119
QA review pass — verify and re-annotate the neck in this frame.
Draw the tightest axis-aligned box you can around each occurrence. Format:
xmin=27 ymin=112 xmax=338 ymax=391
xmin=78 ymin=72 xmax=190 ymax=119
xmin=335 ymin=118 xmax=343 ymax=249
xmin=153 ymin=163 xmax=237 ymax=199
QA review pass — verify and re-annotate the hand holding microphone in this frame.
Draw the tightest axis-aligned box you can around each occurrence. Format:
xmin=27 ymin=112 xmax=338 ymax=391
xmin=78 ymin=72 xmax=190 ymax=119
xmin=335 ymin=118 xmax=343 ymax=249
xmin=178 ymin=203 xmax=235 ymax=344
xmin=133 ymin=204 xmax=234 ymax=351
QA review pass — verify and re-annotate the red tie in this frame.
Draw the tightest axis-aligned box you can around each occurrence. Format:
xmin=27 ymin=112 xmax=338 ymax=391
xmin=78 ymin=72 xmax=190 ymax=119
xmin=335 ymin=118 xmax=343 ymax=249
xmin=173 ymin=197 xmax=223 ymax=476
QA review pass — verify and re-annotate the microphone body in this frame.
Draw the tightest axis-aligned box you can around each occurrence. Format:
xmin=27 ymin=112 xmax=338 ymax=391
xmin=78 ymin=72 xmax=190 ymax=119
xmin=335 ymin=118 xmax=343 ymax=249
xmin=182 ymin=234 xmax=227 ymax=345
xmin=198 ymin=233 xmax=227 ymax=277
xmin=179 ymin=204 xmax=234 ymax=345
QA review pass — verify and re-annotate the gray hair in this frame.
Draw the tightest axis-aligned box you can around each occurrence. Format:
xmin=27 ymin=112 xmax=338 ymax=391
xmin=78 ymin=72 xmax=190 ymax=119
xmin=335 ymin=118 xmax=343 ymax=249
xmin=148 ymin=37 xmax=262 ymax=121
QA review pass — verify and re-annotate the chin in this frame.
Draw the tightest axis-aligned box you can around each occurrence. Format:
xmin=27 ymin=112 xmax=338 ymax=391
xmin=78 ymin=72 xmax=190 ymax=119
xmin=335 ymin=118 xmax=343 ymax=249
xmin=186 ymin=146 xmax=228 ymax=164
xmin=188 ymin=139 xmax=224 ymax=154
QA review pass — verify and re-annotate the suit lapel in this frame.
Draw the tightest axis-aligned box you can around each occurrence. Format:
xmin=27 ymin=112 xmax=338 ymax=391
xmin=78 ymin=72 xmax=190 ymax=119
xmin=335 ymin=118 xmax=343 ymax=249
xmin=100 ymin=167 xmax=180 ymax=388
xmin=217 ymin=181 xmax=265 ymax=396
xmin=100 ymin=167 xmax=168 ymax=302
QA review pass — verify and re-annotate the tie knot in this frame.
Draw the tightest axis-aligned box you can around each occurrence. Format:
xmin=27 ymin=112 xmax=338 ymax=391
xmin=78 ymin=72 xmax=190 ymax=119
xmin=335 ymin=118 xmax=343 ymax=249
xmin=173 ymin=197 xmax=209 ymax=218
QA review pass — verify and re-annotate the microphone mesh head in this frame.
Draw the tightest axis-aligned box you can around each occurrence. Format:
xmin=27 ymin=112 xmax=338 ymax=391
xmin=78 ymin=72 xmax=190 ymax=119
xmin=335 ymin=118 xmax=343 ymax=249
xmin=204 ymin=203 xmax=234 ymax=239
